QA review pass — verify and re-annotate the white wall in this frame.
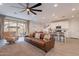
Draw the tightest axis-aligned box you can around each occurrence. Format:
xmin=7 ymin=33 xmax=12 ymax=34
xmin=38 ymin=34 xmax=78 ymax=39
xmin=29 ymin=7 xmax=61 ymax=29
xmin=50 ymin=21 xmax=69 ymax=30
xmin=44 ymin=19 xmax=79 ymax=38
xmin=29 ymin=17 xmax=79 ymax=39
xmin=45 ymin=20 xmax=69 ymax=37
xmin=69 ymin=18 xmax=79 ymax=38
xmin=29 ymin=21 xmax=44 ymax=33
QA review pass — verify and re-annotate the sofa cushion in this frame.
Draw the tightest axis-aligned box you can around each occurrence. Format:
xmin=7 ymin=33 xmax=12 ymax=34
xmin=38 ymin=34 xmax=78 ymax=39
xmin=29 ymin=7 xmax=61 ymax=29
xmin=29 ymin=33 xmax=33 ymax=38
xmin=26 ymin=37 xmax=45 ymax=47
xmin=29 ymin=32 xmax=35 ymax=38
xmin=32 ymin=39 xmax=45 ymax=47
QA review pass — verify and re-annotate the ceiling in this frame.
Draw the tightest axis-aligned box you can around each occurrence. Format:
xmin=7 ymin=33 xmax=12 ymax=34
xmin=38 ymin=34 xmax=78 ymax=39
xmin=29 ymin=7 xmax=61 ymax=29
xmin=0 ymin=3 xmax=79 ymax=25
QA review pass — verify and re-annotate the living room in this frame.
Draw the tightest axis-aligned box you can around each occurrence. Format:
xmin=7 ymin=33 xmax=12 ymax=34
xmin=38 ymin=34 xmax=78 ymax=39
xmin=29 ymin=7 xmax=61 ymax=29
xmin=0 ymin=3 xmax=79 ymax=56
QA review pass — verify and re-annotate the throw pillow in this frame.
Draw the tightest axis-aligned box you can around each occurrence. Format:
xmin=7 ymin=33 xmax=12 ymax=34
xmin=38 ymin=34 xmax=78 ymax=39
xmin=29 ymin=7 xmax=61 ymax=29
xmin=29 ymin=33 xmax=33 ymax=38
xmin=43 ymin=34 xmax=50 ymax=41
xmin=35 ymin=33 xmax=40 ymax=39
xmin=40 ymin=33 xmax=45 ymax=39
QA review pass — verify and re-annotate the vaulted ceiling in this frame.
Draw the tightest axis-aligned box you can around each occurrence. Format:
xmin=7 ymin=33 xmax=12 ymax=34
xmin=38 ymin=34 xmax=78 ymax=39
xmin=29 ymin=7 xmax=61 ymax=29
xmin=0 ymin=3 xmax=79 ymax=25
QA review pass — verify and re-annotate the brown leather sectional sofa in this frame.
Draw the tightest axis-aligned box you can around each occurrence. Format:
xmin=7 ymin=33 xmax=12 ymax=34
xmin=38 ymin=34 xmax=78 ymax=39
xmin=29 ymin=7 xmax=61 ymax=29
xmin=25 ymin=32 xmax=55 ymax=52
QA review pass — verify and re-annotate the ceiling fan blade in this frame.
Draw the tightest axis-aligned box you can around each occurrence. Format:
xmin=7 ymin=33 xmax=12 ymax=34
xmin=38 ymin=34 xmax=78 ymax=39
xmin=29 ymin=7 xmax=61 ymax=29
xmin=31 ymin=3 xmax=42 ymax=8
xmin=18 ymin=3 xmax=25 ymax=7
xmin=26 ymin=3 xmax=29 ymax=8
xmin=10 ymin=6 xmax=23 ymax=9
xmin=20 ymin=9 xmax=26 ymax=12
xmin=32 ymin=9 xmax=42 ymax=12
xmin=30 ymin=10 xmax=37 ymax=15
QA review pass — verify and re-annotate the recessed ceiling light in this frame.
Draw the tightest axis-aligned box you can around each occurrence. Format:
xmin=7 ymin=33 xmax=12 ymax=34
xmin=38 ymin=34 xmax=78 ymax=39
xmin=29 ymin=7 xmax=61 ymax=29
xmin=54 ymin=4 xmax=58 ymax=7
xmin=72 ymin=8 xmax=76 ymax=11
xmin=52 ymin=14 xmax=55 ymax=17
xmin=54 ymin=16 xmax=58 ymax=18
xmin=72 ymin=15 xmax=74 ymax=18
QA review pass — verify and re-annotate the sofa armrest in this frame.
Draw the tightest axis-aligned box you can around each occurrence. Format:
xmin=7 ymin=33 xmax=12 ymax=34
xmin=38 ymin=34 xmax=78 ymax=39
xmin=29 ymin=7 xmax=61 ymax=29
xmin=44 ymin=39 xmax=55 ymax=52
xmin=25 ymin=35 xmax=29 ymax=37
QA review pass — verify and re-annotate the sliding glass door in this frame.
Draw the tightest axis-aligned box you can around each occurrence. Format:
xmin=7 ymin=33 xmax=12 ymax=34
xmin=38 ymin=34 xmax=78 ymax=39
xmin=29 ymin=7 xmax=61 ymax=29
xmin=17 ymin=22 xmax=26 ymax=37
xmin=4 ymin=19 xmax=26 ymax=37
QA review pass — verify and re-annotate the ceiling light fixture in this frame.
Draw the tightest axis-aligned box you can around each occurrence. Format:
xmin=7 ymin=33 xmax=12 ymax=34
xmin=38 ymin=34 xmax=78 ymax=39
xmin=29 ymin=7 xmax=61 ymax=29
xmin=52 ymin=13 xmax=55 ymax=17
xmin=72 ymin=8 xmax=76 ymax=11
xmin=27 ymin=9 xmax=30 ymax=11
xmin=54 ymin=4 xmax=58 ymax=7
xmin=72 ymin=15 xmax=74 ymax=18
xmin=54 ymin=16 xmax=58 ymax=18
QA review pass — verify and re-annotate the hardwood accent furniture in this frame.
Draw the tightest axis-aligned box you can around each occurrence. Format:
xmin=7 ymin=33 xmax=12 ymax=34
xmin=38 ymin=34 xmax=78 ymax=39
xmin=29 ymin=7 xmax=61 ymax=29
xmin=3 ymin=32 xmax=18 ymax=44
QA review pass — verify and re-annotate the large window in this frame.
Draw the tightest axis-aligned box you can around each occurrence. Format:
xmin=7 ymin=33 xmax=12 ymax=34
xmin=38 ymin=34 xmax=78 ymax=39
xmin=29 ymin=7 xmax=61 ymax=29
xmin=4 ymin=19 xmax=26 ymax=37
xmin=17 ymin=22 xmax=26 ymax=36
xmin=4 ymin=20 xmax=9 ymax=32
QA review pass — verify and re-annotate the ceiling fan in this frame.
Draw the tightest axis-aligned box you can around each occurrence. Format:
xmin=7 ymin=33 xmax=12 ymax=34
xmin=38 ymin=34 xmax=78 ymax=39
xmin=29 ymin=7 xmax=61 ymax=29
xmin=11 ymin=3 xmax=42 ymax=15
